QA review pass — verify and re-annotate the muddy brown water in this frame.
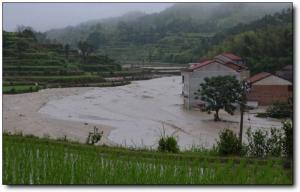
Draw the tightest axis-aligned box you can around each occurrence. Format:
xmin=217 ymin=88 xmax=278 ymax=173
xmin=38 ymin=76 xmax=281 ymax=150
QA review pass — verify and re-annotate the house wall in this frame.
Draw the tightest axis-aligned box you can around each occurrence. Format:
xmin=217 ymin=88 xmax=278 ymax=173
xmin=181 ymin=71 xmax=189 ymax=107
xmin=240 ymin=70 xmax=250 ymax=80
xmin=247 ymin=75 xmax=292 ymax=105
xmin=182 ymin=62 xmax=241 ymax=109
xmin=247 ymin=85 xmax=292 ymax=105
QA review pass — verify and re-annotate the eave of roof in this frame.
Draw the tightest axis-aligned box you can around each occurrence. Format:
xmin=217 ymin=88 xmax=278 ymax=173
xmin=223 ymin=61 xmax=247 ymax=70
xmin=247 ymin=72 xmax=272 ymax=84
xmin=183 ymin=59 xmax=247 ymax=73
xmin=189 ymin=60 xmax=215 ymax=70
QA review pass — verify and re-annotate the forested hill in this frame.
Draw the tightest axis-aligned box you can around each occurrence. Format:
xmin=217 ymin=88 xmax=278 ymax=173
xmin=46 ymin=3 xmax=289 ymax=44
xmin=44 ymin=3 xmax=292 ymax=69
xmin=206 ymin=8 xmax=293 ymax=74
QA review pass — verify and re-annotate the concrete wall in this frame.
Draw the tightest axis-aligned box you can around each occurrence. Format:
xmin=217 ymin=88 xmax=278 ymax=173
xmin=247 ymin=75 xmax=292 ymax=105
xmin=240 ymin=70 xmax=250 ymax=80
xmin=247 ymin=85 xmax=292 ymax=105
xmin=181 ymin=71 xmax=190 ymax=108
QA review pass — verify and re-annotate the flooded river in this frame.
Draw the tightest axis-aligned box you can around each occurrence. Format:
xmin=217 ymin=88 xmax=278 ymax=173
xmin=39 ymin=76 xmax=281 ymax=149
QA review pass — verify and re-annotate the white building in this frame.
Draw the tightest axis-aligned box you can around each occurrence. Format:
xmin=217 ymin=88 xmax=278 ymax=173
xmin=181 ymin=53 xmax=249 ymax=109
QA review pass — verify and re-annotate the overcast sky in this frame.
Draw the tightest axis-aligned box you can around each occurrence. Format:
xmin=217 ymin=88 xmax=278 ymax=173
xmin=3 ymin=3 xmax=173 ymax=32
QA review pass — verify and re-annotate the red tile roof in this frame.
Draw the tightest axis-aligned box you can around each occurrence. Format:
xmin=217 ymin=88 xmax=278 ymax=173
xmin=189 ymin=60 xmax=215 ymax=70
xmin=223 ymin=62 xmax=243 ymax=71
xmin=224 ymin=61 xmax=247 ymax=69
xmin=186 ymin=59 xmax=247 ymax=72
xmin=222 ymin=52 xmax=242 ymax=61
xmin=247 ymin=72 xmax=271 ymax=83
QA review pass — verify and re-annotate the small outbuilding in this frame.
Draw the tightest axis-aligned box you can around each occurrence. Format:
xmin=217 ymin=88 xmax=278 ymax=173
xmin=246 ymin=72 xmax=293 ymax=106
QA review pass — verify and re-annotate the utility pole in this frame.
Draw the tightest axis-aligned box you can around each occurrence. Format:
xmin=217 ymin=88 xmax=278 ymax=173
xmin=239 ymin=81 xmax=251 ymax=145
xmin=239 ymin=89 xmax=246 ymax=145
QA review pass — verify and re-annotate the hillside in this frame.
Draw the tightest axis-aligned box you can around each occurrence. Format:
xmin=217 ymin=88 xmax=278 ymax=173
xmin=2 ymin=28 xmax=133 ymax=94
xmin=3 ymin=30 xmax=82 ymax=77
xmin=3 ymin=29 xmax=120 ymax=76
xmin=45 ymin=3 xmax=291 ymax=65
xmin=206 ymin=8 xmax=293 ymax=74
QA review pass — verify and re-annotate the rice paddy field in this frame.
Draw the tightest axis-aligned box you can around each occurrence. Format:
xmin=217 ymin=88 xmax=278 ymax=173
xmin=3 ymin=134 xmax=292 ymax=185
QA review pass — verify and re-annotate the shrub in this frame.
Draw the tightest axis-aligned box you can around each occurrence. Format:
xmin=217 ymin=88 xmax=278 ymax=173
xmin=246 ymin=128 xmax=267 ymax=157
xmin=10 ymin=88 xmax=15 ymax=93
xmin=246 ymin=124 xmax=291 ymax=158
xmin=282 ymin=121 xmax=293 ymax=159
xmin=256 ymin=112 xmax=268 ymax=118
xmin=266 ymin=101 xmax=292 ymax=118
xmin=266 ymin=128 xmax=283 ymax=157
xmin=158 ymin=136 xmax=179 ymax=153
xmin=216 ymin=129 xmax=241 ymax=156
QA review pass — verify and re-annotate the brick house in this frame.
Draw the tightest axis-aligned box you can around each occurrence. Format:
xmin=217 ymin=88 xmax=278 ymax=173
xmin=246 ymin=72 xmax=293 ymax=106
xmin=181 ymin=53 xmax=249 ymax=109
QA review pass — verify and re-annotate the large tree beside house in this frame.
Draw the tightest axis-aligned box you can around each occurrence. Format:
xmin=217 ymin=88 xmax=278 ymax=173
xmin=195 ymin=75 xmax=242 ymax=121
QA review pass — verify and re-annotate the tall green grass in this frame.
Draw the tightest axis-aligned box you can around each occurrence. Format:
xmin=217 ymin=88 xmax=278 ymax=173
xmin=2 ymin=85 xmax=40 ymax=94
xmin=3 ymin=135 xmax=292 ymax=184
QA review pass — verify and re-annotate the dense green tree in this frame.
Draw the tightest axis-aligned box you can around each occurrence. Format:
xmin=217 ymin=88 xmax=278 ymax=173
xmin=206 ymin=24 xmax=293 ymax=74
xmin=16 ymin=38 xmax=30 ymax=59
xmin=3 ymin=32 xmax=10 ymax=49
xmin=17 ymin=26 xmax=37 ymax=41
xmin=35 ymin=32 xmax=50 ymax=43
xmin=86 ymin=31 xmax=106 ymax=50
xmin=195 ymin=75 xmax=242 ymax=121
xmin=77 ymin=41 xmax=93 ymax=63
xmin=64 ymin=44 xmax=70 ymax=60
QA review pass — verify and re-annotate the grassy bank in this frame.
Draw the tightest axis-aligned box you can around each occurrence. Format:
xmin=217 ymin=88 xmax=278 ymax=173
xmin=2 ymin=85 xmax=40 ymax=94
xmin=2 ymin=71 xmax=155 ymax=94
xmin=3 ymin=134 xmax=292 ymax=184
xmin=3 ymin=81 xmax=131 ymax=94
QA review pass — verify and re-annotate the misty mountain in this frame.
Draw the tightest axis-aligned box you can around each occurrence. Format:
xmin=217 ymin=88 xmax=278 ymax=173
xmin=159 ymin=2 xmax=288 ymax=28
xmin=46 ymin=11 xmax=147 ymax=45
xmin=75 ymin=11 xmax=147 ymax=29
xmin=46 ymin=3 xmax=289 ymax=45
xmin=44 ymin=3 xmax=291 ymax=66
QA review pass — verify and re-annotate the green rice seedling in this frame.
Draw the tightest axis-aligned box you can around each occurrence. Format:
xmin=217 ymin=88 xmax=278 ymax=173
xmin=2 ymin=134 xmax=292 ymax=184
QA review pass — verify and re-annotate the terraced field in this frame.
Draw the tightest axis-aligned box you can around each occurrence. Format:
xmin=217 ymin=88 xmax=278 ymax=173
xmin=3 ymin=31 xmax=152 ymax=94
